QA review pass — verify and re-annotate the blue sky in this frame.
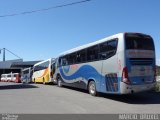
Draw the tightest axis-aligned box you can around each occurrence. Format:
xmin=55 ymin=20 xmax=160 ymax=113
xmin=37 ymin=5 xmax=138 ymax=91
xmin=0 ymin=0 xmax=159 ymax=65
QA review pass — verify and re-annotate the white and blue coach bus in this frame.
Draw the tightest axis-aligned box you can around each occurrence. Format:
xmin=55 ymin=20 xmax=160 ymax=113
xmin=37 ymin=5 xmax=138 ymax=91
xmin=21 ymin=67 xmax=33 ymax=83
xmin=55 ymin=33 xmax=156 ymax=96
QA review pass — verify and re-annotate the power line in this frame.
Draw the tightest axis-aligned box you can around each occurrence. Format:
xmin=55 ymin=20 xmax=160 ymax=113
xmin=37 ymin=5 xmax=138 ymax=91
xmin=0 ymin=48 xmax=22 ymax=61
xmin=5 ymin=48 xmax=22 ymax=59
xmin=0 ymin=0 xmax=92 ymax=18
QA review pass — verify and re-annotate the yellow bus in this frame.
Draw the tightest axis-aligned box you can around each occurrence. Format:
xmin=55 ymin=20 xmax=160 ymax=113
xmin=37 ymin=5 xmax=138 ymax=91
xmin=32 ymin=58 xmax=55 ymax=84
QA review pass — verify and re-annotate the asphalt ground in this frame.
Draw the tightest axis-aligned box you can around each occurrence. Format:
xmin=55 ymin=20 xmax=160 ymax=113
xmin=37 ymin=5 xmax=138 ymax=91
xmin=0 ymin=82 xmax=160 ymax=114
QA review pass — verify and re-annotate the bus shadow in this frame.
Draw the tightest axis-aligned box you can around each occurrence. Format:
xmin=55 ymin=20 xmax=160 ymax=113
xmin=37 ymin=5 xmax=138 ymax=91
xmin=60 ymin=86 xmax=160 ymax=104
xmin=99 ymin=91 xmax=160 ymax=104
xmin=60 ymin=86 xmax=88 ymax=93
xmin=0 ymin=83 xmax=38 ymax=90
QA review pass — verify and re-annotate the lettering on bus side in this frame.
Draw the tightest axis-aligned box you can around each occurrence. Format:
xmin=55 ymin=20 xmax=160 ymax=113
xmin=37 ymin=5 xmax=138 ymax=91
xmin=70 ymin=64 xmax=78 ymax=70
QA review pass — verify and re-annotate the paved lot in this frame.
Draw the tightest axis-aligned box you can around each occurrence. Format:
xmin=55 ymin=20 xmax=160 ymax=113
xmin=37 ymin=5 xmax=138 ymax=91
xmin=0 ymin=82 xmax=160 ymax=114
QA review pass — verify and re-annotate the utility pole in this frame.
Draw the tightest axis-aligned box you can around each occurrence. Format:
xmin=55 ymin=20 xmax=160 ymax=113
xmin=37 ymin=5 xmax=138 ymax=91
xmin=0 ymin=48 xmax=21 ymax=61
xmin=3 ymin=48 xmax=5 ymax=61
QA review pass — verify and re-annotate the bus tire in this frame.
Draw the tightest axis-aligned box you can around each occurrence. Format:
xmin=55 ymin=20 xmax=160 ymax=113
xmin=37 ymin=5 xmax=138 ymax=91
xmin=57 ymin=76 xmax=63 ymax=87
xmin=88 ymin=81 xmax=97 ymax=96
xmin=43 ymin=78 xmax=45 ymax=85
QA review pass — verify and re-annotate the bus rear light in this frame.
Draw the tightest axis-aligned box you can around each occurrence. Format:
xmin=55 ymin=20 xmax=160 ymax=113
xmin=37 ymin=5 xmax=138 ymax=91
xmin=122 ymin=67 xmax=131 ymax=84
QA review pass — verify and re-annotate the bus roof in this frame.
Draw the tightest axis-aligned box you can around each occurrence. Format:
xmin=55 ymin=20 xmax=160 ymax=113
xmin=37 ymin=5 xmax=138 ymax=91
xmin=1 ymin=73 xmax=19 ymax=75
xmin=22 ymin=67 xmax=32 ymax=71
xmin=59 ymin=33 xmax=124 ymax=56
xmin=33 ymin=58 xmax=55 ymax=67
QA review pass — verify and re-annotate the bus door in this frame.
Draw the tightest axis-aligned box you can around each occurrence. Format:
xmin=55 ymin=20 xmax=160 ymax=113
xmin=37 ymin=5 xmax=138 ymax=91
xmin=51 ymin=62 xmax=56 ymax=83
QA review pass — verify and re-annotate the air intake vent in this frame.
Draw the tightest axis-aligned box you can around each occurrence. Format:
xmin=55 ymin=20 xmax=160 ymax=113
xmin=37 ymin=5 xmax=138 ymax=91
xmin=105 ymin=73 xmax=118 ymax=92
xmin=129 ymin=58 xmax=153 ymax=65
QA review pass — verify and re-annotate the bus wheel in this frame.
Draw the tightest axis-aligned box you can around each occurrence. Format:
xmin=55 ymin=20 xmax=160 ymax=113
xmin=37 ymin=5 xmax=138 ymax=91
xmin=43 ymin=78 xmax=45 ymax=85
xmin=88 ymin=81 xmax=97 ymax=96
xmin=34 ymin=79 xmax=36 ymax=84
xmin=57 ymin=77 xmax=62 ymax=87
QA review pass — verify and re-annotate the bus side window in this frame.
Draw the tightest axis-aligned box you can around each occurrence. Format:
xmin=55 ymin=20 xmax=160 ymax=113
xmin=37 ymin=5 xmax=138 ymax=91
xmin=58 ymin=58 xmax=61 ymax=67
xmin=68 ymin=53 xmax=76 ymax=65
xmin=61 ymin=56 xmax=68 ymax=66
xmin=107 ymin=40 xmax=118 ymax=57
xmin=99 ymin=39 xmax=118 ymax=59
xmin=77 ymin=49 xmax=86 ymax=63
xmin=87 ymin=45 xmax=99 ymax=61
xmin=99 ymin=41 xmax=108 ymax=59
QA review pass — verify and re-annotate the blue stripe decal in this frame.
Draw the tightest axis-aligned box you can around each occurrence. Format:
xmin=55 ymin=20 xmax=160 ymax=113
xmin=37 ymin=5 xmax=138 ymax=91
xmin=60 ymin=65 xmax=120 ymax=93
xmin=60 ymin=65 xmax=103 ymax=81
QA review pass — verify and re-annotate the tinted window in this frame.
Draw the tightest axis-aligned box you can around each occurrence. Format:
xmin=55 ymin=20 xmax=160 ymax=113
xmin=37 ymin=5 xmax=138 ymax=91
xmin=7 ymin=75 xmax=11 ymax=77
xmin=125 ymin=34 xmax=155 ymax=50
xmin=99 ymin=39 xmax=118 ymax=59
xmin=87 ymin=45 xmax=99 ymax=61
xmin=34 ymin=61 xmax=49 ymax=71
xmin=61 ymin=56 xmax=68 ymax=66
xmin=77 ymin=50 xmax=86 ymax=63
xmin=23 ymin=69 xmax=29 ymax=74
xmin=14 ymin=74 xmax=17 ymax=77
xmin=68 ymin=53 xmax=77 ymax=64
xmin=107 ymin=40 xmax=118 ymax=57
xmin=58 ymin=58 xmax=61 ymax=67
xmin=59 ymin=39 xmax=118 ymax=66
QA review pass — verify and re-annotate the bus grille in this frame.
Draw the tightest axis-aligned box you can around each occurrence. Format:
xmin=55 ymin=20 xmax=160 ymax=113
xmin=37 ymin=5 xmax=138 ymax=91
xmin=105 ymin=73 xmax=118 ymax=92
xmin=129 ymin=58 xmax=153 ymax=65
